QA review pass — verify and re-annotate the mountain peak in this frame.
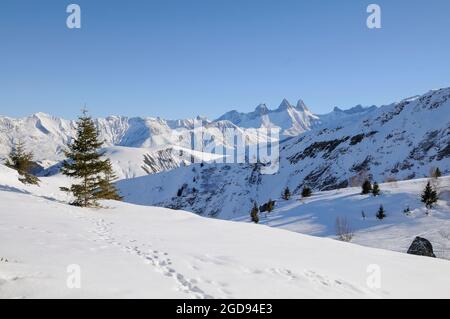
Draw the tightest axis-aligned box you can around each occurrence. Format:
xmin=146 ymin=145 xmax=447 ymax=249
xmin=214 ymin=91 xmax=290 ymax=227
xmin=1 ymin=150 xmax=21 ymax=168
xmin=332 ymin=105 xmax=377 ymax=115
xmin=32 ymin=112 xmax=51 ymax=119
xmin=296 ymin=99 xmax=309 ymax=112
xmin=254 ymin=104 xmax=269 ymax=115
xmin=278 ymin=99 xmax=293 ymax=111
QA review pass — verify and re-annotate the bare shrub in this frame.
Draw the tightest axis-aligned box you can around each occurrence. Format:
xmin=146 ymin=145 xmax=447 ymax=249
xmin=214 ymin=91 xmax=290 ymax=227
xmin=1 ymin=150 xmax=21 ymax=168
xmin=384 ymin=176 xmax=397 ymax=183
xmin=384 ymin=176 xmax=398 ymax=188
xmin=335 ymin=217 xmax=354 ymax=242
xmin=429 ymin=167 xmax=442 ymax=179
xmin=349 ymin=169 xmax=369 ymax=188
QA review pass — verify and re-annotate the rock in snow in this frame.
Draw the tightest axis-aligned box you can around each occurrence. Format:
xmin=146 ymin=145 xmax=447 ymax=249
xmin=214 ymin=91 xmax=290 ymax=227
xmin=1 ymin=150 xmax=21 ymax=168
xmin=407 ymin=237 xmax=436 ymax=258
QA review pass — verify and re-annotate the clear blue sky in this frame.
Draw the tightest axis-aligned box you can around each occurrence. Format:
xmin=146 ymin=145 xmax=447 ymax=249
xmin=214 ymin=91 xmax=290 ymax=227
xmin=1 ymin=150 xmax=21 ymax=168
xmin=0 ymin=0 xmax=449 ymax=120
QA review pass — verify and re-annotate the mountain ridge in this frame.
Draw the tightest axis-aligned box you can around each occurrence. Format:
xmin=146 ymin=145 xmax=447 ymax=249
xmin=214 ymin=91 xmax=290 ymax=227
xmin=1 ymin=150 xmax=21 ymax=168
xmin=0 ymin=96 xmax=377 ymax=162
xmin=115 ymin=87 xmax=450 ymax=217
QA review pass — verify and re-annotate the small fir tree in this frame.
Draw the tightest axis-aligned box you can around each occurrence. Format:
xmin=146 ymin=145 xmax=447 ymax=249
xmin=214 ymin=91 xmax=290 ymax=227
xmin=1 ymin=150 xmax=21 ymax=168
xmin=421 ymin=181 xmax=438 ymax=209
xmin=250 ymin=202 xmax=259 ymax=224
xmin=61 ymin=110 xmax=121 ymax=207
xmin=267 ymin=199 xmax=275 ymax=213
xmin=361 ymin=179 xmax=372 ymax=195
xmin=5 ymin=140 xmax=40 ymax=185
xmin=372 ymin=182 xmax=380 ymax=196
xmin=376 ymin=205 xmax=386 ymax=220
xmin=282 ymin=187 xmax=291 ymax=200
xmin=94 ymin=159 xmax=122 ymax=201
xmin=435 ymin=167 xmax=442 ymax=178
xmin=301 ymin=186 xmax=312 ymax=198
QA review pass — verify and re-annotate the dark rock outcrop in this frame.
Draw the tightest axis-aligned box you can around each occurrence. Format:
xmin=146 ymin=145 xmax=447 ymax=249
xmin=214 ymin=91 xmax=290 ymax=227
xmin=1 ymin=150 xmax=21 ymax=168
xmin=407 ymin=237 xmax=436 ymax=258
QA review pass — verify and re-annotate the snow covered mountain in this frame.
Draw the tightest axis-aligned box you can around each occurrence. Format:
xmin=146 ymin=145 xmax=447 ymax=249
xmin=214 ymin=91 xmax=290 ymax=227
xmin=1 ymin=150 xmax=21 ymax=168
xmin=216 ymin=98 xmax=320 ymax=136
xmin=0 ymin=97 xmax=371 ymax=177
xmin=0 ymin=113 xmax=209 ymax=162
xmin=116 ymin=88 xmax=450 ymax=218
xmin=1 ymin=87 xmax=449 ymax=192
xmin=1 ymin=163 xmax=450 ymax=298
xmin=317 ymin=104 xmax=378 ymax=128
xmin=0 ymin=98 xmax=319 ymax=174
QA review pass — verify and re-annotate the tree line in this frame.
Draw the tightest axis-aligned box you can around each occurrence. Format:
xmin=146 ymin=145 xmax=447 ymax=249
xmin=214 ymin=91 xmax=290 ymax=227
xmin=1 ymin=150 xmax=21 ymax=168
xmin=250 ymin=172 xmax=442 ymax=224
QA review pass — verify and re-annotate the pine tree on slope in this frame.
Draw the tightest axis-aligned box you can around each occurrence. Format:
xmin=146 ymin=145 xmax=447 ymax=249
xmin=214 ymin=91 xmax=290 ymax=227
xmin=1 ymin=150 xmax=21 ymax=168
xmin=361 ymin=179 xmax=372 ymax=195
xmin=60 ymin=110 xmax=121 ymax=207
xmin=372 ymin=182 xmax=380 ymax=196
xmin=376 ymin=205 xmax=386 ymax=220
xmin=5 ymin=140 xmax=40 ymax=185
xmin=267 ymin=199 xmax=275 ymax=213
xmin=282 ymin=187 xmax=291 ymax=200
xmin=301 ymin=186 xmax=312 ymax=198
xmin=421 ymin=181 xmax=438 ymax=209
xmin=95 ymin=159 xmax=123 ymax=201
xmin=250 ymin=202 xmax=259 ymax=224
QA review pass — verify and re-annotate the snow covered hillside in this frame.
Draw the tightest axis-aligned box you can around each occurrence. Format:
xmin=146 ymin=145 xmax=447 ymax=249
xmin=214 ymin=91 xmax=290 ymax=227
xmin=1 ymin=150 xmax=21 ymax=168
xmin=234 ymin=177 xmax=450 ymax=260
xmin=117 ymin=165 xmax=450 ymax=257
xmin=1 ymin=164 xmax=450 ymax=299
xmin=117 ymin=88 xmax=450 ymax=217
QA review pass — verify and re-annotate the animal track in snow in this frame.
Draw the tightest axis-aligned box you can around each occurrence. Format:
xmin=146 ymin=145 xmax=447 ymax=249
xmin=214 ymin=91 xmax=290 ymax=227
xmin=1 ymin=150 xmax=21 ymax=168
xmin=91 ymin=218 xmax=212 ymax=299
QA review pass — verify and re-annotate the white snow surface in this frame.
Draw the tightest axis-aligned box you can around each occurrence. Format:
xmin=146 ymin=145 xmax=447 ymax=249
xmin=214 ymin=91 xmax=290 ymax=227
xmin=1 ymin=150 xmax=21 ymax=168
xmin=1 ymin=164 xmax=450 ymax=299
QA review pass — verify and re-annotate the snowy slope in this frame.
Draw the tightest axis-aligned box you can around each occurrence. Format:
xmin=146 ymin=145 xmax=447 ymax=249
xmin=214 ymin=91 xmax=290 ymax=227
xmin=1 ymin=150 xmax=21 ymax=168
xmin=117 ymin=165 xmax=450 ymax=257
xmin=117 ymin=88 xmax=450 ymax=218
xmin=234 ymin=177 xmax=450 ymax=260
xmin=1 ymin=166 xmax=450 ymax=298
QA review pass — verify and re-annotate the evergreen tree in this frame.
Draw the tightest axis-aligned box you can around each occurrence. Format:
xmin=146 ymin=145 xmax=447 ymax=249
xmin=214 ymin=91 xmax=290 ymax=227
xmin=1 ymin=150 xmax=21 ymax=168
xmin=376 ymin=205 xmax=386 ymax=220
xmin=250 ymin=202 xmax=259 ymax=224
xmin=421 ymin=181 xmax=438 ymax=209
xmin=267 ymin=199 xmax=275 ymax=213
xmin=5 ymin=140 xmax=40 ymax=185
xmin=361 ymin=179 xmax=372 ymax=194
xmin=433 ymin=167 xmax=442 ymax=178
xmin=282 ymin=187 xmax=291 ymax=200
xmin=94 ymin=159 xmax=123 ymax=201
xmin=301 ymin=186 xmax=312 ymax=198
xmin=372 ymin=182 xmax=380 ymax=196
xmin=60 ymin=110 xmax=121 ymax=207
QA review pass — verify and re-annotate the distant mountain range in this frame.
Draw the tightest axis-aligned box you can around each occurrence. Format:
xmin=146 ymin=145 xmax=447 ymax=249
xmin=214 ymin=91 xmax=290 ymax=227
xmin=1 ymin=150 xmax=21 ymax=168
xmin=114 ymin=88 xmax=450 ymax=218
xmin=0 ymin=97 xmax=376 ymax=163
xmin=1 ymin=88 xmax=449 ymax=218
